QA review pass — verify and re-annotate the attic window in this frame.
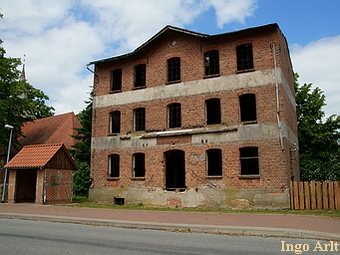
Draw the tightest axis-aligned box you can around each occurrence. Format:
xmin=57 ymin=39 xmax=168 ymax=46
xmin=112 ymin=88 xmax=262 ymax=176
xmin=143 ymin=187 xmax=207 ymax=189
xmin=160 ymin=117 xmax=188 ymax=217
xmin=204 ymin=50 xmax=220 ymax=76
xmin=167 ymin=57 xmax=180 ymax=83
xmin=236 ymin=44 xmax=254 ymax=71
xmin=134 ymin=64 xmax=146 ymax=88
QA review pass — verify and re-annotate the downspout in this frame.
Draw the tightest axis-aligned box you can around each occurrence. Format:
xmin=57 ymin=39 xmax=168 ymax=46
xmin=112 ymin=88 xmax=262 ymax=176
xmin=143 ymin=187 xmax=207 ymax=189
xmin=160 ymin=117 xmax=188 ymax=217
xmin=272 ymin=43 xmax=284 ymax=151
xmin=43 ymin=168 xmax=46 ymax=203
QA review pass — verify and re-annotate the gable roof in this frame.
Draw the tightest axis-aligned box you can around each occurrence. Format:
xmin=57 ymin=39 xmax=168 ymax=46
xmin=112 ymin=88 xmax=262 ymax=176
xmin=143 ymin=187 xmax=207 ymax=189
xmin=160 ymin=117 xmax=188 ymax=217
xmin=4 ymin=143 xmax=77 ymax=170
xmin=19 ymin=112 xmax=82 ymax=149
xmin=88 ymin=23 xmax=279 ymax=65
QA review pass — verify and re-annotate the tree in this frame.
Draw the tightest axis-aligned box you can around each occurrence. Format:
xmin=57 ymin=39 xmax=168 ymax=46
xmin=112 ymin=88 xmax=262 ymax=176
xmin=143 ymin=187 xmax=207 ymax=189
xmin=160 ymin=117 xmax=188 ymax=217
xmin=70 ymin=91 xmax=92 ymax=196
xmin=0 ymin=21 xmax=54 ymax=148
xmin=295 ymin=73 xmax=340 ymax=181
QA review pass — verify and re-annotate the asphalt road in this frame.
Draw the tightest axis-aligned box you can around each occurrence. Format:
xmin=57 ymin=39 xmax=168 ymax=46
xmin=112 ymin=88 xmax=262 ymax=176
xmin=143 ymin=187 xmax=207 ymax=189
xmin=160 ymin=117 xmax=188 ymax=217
xmin=0 ymin=218 xmax=334 ymax=255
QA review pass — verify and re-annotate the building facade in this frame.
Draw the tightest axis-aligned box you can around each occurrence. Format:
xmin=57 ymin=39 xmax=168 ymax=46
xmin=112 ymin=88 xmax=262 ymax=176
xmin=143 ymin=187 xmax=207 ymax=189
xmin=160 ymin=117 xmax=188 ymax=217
xmin=89 ymin=23 xmax=299 ymax=209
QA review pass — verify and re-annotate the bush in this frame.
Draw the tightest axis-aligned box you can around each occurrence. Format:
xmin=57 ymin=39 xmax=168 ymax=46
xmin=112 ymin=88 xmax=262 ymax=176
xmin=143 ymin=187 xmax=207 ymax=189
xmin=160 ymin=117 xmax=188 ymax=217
xmin=73 ymin=162 xmax=91 ymax=196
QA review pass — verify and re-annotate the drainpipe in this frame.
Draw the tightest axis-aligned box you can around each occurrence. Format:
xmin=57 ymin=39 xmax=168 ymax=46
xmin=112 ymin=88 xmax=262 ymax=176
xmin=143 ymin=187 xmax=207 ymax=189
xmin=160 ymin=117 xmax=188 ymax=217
xmin=272 ymin=43 xmax=284 ymax=151
xmin=43 ymin=168 xmax=46 ymax=203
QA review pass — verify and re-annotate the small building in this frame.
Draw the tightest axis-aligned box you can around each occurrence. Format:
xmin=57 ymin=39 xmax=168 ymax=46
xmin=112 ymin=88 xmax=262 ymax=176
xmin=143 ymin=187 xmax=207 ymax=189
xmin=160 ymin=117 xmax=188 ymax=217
xmin=88 ymin=23 xmax=299 ymax=209
xmin=5 ymin=143 xmax=77 ymax=204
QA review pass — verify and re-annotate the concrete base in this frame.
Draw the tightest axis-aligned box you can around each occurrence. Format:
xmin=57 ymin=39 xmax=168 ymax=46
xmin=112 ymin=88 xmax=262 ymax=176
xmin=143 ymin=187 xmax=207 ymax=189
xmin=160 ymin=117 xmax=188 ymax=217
xmin=89 ymin=187 xmax=290 ymax=210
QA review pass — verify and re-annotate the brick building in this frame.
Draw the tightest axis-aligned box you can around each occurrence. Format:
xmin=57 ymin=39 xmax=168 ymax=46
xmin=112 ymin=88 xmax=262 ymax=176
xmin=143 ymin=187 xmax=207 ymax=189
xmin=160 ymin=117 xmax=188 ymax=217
xmin=88 ymin=23 xmax=299 ymax=209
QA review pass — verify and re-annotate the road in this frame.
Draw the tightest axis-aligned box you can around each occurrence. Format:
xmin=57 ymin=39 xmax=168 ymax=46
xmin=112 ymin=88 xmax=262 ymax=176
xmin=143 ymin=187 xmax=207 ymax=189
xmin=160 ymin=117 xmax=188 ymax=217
xmin=0 ymin=218 xmax=335 ymax=255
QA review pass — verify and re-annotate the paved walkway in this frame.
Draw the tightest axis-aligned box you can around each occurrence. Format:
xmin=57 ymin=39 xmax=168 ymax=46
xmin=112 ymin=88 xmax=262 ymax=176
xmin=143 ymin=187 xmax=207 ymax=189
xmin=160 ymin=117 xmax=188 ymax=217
xmin=0 ymin=203 xmax=339 ymax=240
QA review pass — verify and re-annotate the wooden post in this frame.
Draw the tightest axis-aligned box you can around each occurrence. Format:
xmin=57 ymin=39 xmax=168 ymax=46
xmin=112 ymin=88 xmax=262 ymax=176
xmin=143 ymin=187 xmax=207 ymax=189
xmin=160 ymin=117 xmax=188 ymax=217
xmin=304 ymin=181 xmax=310 ymax=209
xmin=310 ymin=181 xmax=316 ymax=210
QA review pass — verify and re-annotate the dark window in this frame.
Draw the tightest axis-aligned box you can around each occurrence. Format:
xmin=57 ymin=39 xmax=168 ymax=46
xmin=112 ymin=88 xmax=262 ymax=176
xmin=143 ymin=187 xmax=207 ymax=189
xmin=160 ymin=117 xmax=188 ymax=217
xmin=240 ymin=147 xmax=259 ymax=175
xmin=134 ymin=64 xmax=146 ymax=88
xmin=168 ymin=103 xmax=181 ymax=128
xmin=206 ymin=98 xmax=221 ymax=124
xmin=133 ymin=153 xmax=145 ymax=178
xmin=207 ymin=149 xmax=222 ymax=176
xmin=236 ymin=44 xmax=254 ymax=71
xmin=167 ymin=57 xmax=180 ymax=83
xmin=239 ymin=93 xmax=257 ymax=122
xmin=204 ymin=50 xmax=220 ymax=76
xmin=110 ymin=111 xmax=120 ymax=133
xmin=111 ymin=69 xmax=122 ymax=91
xmin=109 ymin=154 xmax=120 ymax=177
xmin=134 ymin=108 xmax=145 ymax=131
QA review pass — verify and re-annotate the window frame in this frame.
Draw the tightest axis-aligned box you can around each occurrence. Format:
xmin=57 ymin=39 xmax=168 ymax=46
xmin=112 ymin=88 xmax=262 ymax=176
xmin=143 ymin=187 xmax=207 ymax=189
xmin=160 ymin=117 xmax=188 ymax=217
xmin=239 ymin=147 xmax=259 ymax=176
xmin=168 ymin=103 xmax=181 ymax=128
xmin=204 ymin=50 xmax=220 ymax=76
xmin=236 ymin=44 xmax=254 ymax=72
xmin=109 ymin=154 xmax=120 ymax=178
xmin=167 ymin=57 xmax=181 ymax=83
xmin=134 ymin=64 xmax=146 ymax=88
xmin=132 ymin=153 xmax=145 ymax=178
xmin=206 ymin=149 xmax=222 ymax=177
xmin=110 ymin=111 xmax=121 ymax=134
xmin=206 ymin=98 xmax=221 ymax=125
xmin=239 ymin=93 xmax=257 ymax=123
xmin=111 ymin=69 xmax=122 ymax=92
xmin=134 ymin=107 xmax=146 ymax=131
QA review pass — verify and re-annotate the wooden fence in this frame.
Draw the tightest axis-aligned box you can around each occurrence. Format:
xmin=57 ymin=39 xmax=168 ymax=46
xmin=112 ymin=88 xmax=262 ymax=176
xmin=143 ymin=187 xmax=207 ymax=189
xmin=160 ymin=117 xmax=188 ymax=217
xmin=290 ymin=181 xmax=340 ymax=210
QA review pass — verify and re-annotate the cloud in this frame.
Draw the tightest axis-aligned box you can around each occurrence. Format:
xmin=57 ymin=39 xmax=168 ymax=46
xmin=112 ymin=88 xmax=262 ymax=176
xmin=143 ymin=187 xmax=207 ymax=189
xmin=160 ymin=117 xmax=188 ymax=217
xmin=291 ymin=35 xmax=340 ymax=118
xmin=0 ymin=0 xmax=258 ymax=114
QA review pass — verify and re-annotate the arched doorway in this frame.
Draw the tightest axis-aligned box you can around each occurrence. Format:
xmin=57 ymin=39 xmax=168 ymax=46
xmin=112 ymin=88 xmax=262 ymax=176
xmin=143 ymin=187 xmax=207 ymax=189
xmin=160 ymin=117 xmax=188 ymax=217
xmin=164 ymin=150 xmax=186 ymax=191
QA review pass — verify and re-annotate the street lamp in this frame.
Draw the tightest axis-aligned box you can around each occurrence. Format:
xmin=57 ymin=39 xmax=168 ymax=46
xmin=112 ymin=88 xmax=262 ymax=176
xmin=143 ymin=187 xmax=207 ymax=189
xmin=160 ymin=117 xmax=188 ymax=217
xmin=2 ymin=124 xmax=13 ymax=203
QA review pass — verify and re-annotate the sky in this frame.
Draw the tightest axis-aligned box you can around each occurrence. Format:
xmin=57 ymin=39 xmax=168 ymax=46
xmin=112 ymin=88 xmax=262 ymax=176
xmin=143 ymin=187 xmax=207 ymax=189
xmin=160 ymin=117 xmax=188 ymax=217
xmin=0 ymin=0 xmax=339 ymax=118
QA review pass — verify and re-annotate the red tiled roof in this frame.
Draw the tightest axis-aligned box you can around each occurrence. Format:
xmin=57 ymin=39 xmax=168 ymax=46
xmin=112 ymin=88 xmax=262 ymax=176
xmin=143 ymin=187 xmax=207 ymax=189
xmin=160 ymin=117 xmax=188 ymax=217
xmin=19 ymin=112 xmax=82 ymax=149
xmin=4 ymin=143 xmax=77 ymax=169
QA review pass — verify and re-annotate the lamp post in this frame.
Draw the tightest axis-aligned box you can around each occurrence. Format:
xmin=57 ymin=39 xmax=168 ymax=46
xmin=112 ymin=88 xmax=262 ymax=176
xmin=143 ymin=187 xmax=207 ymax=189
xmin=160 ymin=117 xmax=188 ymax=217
xmin=2 ymin=124 xmax=13 ymax=203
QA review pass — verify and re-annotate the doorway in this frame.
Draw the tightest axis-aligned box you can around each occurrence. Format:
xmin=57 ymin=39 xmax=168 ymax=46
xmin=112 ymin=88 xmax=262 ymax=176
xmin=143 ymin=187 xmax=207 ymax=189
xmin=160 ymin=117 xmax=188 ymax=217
xmin=165 ymin=150 xmax=186 ymax=191
xmin=15 ymin=169 xmax=37 ymax=202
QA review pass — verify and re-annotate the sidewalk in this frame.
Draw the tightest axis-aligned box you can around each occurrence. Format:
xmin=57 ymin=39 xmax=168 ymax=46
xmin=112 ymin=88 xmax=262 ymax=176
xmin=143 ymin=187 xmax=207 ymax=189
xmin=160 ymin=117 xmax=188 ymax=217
xmin=0 ymin=203 xmax=339 ymax=240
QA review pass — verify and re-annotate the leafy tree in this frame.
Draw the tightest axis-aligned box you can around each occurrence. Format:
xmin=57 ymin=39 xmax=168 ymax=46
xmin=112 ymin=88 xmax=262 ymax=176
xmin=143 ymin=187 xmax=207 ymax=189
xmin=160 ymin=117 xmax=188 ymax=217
xmin=70 ymin=90 xmax=92 ymax=196
xmin=0 ymin=16 xmax=54 ymax=148
xmin=295 ymin=74 xmax=340 ymax=181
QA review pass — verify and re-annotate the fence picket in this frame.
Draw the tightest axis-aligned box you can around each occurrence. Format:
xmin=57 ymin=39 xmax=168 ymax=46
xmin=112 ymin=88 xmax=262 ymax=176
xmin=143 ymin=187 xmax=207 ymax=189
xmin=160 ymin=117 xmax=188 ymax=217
xmin=290 ymin=181 xmax=338 ymax=210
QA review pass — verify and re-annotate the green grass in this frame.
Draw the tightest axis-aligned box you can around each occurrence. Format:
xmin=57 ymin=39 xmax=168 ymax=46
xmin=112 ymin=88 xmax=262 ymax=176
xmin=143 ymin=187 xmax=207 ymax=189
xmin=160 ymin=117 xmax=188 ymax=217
xmin=67 ymin=196 xmax=340 ymax=219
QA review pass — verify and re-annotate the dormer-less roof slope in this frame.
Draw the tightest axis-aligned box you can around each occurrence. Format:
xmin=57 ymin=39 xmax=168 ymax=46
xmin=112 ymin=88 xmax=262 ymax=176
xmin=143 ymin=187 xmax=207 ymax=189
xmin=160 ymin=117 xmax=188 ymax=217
xmin=88 ymin=23 xmax=280 ymax=65
xmin=4 ymin=143 xmax=77 ymax=170
xmin=19 ymin=112 xmax=82 ymax=149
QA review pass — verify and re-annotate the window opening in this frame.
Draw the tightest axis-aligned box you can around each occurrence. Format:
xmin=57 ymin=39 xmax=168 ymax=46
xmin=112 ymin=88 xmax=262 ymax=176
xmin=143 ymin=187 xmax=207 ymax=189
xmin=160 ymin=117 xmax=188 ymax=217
xmin=240 ymin=147 xmax=259 ymax=175
xmin=239 ymin=93 xmax=257 ymax=122
xmin=111 ymin=69 xmax=122 ymax=91
xmin=134 ymin=64 xmax=146 ymax=88
xmin=236 ymin=44 xmax=254 ymax=71
xmin=114 ymin=197 xmax=125 ymax=205
xmin=133 ymin=153 xmax=145 ymax=178
xmin=165 ymin=150 xmax=186 ymax=191
xmin=167 ymin=57 xmax=180 ymax=83
xmin=110 ymin=111 xmax=120 ymax=133
xmin=207 ymin=149 xmax=222 ymax=176
xmin=206 ymin=98 xmax=221 ymax=124
xmin=204 ymin=50 xmax=220 ymax=76
xmin=168 ymin=103 xmax=181 ymax=128
xmin=109 ymin=154 xmax=120 ymax=178
xmin=134 ymin=108 xmax=145 ymax=131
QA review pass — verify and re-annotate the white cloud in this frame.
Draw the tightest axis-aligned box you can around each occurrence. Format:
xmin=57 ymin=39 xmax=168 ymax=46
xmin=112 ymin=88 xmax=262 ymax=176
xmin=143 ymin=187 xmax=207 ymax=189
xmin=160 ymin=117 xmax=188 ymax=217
xmin=0 ymin=0 xmax=258 ymax=114
xmin=291 ymin=35 xmax=340 ymax=118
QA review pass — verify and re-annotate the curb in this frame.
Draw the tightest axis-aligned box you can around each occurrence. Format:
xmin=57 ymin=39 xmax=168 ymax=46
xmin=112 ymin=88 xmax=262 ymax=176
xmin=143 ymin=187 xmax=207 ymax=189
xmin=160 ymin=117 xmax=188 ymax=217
xmin=0 ymin=213 xmax=339 ymax=241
